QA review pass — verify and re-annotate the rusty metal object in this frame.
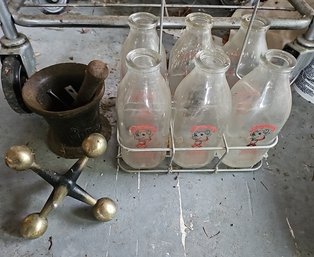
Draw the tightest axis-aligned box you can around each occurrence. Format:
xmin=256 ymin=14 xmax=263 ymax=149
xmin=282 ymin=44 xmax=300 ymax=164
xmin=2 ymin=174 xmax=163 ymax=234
xmin=22 ymin=63 xmax=111 ymax=158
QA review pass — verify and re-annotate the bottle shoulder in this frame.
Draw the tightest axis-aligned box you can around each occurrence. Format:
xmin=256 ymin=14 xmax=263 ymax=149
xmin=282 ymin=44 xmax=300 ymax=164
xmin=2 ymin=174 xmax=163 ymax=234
xmin=231 ymin=76 xmax=292 ymax=117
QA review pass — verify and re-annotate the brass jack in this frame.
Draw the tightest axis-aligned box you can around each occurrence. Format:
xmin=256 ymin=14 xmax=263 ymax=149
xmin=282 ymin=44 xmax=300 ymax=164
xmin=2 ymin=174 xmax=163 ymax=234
xmin=4 ymin=133 xmax=117 ymax=239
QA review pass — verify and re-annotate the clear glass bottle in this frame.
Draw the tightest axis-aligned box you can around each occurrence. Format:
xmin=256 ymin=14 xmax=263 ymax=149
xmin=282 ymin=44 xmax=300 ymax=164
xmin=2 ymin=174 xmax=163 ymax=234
xmin=117 ymin=48 xmax=171 ymax=169
xmin=222 ymin=49 xmax=296 ymax=168
xmin=120 ymin=12 xmax=167 ymax=79
xmin=223 ymin=14 xmax=270 ymax=88
xmin=168 ymin=12 xmax=218 ymax=96
xmin=173 ymin=50 xmax=232 ymax=168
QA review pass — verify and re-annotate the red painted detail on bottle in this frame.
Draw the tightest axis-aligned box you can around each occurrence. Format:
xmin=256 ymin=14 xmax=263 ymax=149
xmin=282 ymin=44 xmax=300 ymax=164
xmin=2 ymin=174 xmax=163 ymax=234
xmin=129 ymin=125 xmax=157 ymax=148
xmin=247 ymin=124 xmax=276 ymax=147
xmin=190 ymin=124 xmax=217 ymax=148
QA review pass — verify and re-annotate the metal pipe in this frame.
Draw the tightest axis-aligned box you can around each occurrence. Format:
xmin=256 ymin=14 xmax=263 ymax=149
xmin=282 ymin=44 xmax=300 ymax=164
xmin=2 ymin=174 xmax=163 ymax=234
xmin=11 ymin=13 xmax=311 ymax=30
xmin=288 ymin=0 xmax=314 ymax=16
xmin=159 ymin=0 xmax=165 ymax=55
xmin=0 ymin=0 xmax=18 ymax=40
xmin=20 ymin=2 xmax=295 ymax=11
xmin=304 ymin=17 xmax=314 ymax=41
xmin=213 ymin=17 xmax=311 ymax=30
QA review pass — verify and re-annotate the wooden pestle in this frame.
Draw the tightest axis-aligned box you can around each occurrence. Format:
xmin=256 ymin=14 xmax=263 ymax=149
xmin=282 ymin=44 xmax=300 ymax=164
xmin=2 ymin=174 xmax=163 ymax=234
xmin=74 ymin=60 xmax=109 ymax=107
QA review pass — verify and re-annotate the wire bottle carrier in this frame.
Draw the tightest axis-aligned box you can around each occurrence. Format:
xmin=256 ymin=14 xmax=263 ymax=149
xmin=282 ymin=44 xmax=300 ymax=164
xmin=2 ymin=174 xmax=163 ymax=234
xmin=1 ymin=0 xmax=314 ymax=173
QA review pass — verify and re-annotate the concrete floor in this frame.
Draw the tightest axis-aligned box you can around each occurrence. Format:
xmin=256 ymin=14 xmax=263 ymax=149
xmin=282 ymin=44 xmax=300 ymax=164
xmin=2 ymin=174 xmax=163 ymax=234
xmin=0 ymin=2 xmax=314 ymax=257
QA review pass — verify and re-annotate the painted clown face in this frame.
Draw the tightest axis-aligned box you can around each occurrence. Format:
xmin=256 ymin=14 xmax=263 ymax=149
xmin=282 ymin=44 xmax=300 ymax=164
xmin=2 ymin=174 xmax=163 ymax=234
xmin=192 ymin=130 xmax=211 ymax=142
xmin=129 ymin=125 xmax=157 ymax=148
xmin=250 ymin=128 xmax=270 ymax=141
xmin=191 ymin=124 xmax=217 ymax=148
xmin=247 ymin=124 xmax=276 ymax=147
xmin=134 ymin=129 xmax=152 ymax=141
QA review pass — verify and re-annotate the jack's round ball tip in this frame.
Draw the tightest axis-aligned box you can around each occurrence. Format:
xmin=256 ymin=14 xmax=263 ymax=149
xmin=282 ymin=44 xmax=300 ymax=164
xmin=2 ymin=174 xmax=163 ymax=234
xmin=20 ymin=213 xmax=48 ymax=239
xmin=5 ymin=145 xmax=34 ymax=171
xmin=82 ymin=133 xmax=107 ymax=158
xmin=93 ymin=197 xmax=117 ymax=222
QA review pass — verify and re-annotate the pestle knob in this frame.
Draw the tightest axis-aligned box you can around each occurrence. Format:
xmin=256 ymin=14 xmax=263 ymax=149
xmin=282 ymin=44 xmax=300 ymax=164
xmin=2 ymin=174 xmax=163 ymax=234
xmin=75 ymin=60 xmax=109 ymax=107
xmin=5 ymin=145 xmax=35 ymax=171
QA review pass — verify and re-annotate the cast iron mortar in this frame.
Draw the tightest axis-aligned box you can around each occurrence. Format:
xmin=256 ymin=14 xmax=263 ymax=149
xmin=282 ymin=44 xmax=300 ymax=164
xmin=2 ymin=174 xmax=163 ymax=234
xmin=22 ymin=62 xmax=111 ymax=158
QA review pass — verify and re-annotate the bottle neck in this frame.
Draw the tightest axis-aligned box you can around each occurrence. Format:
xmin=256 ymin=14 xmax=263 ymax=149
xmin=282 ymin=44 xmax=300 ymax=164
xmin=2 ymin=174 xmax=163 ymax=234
xmin=128 ymin=12 xmax=158 ymax=31
xmin=185 ymin=12 xmax=213 ymax=35
xmin=193 ymin=49 xmax=230 ymax=78
xmin=240 ymin=15 xmax=270 ymax=33
xmin=238 ymin=26 xmax=267 ymax=40
xmin=260 ymin=49 xmax=296 ymax=73
xmin=186 ymin=25 xmax=212 ymax=35
xmin=236 ymin=14 xmax=270 ymax=42
xmin=185 ymin=25 xmax=214 ymax=47
xmin=255 ymin=49 xmax=296 ymax=85
xmin=129 ymin=26 xmax=157 ymax=33
xmin=194 ymin=67 xmax=227 ymax=81
xmin=126 ymin=48 xmax=162 ymax=75
xmin=127 ymin=66 xmax=161 ymax=76
xmin=258 ymin=64 xmax=289 ymax=81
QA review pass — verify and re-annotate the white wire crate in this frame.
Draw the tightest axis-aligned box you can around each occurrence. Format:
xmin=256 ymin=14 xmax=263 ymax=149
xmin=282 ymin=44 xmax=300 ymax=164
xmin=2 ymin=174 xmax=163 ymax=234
xmin=116 ymin=124 xmax=279 ymax=173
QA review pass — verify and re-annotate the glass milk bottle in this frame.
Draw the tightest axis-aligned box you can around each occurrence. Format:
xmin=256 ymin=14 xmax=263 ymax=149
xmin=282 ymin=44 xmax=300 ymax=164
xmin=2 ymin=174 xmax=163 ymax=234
xmin=222 ymin=49 xmax=296 ymax=168
xmin=173 ymin=50 xmax=232 ymax=168
xmin=168 ymin=12 xmax=217 ymax=95
xmin=117 ymin=48 xmax=171 ymax=169
xmin=223 ymin=14 xmax=270 ymax=88
xmin=120 ymin=12 xmax=167 ymax=79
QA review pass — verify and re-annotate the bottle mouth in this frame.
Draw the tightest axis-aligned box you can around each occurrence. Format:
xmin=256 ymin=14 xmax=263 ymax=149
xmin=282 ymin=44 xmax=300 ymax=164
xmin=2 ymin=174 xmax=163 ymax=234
xmin=186 ymin=12 xmax=213 ymax=29
xmin=261 ymin=49 xmax=296 ymax=72
xmin=126 ymin=48 xmax=161 ymax=72
xmin=128 ymin=12 xmax=158 ymax=29
xmin=241 ymin=14 xmax=271 ymax=31
xmin=195 ymin=49 xmax=230 ymax=73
